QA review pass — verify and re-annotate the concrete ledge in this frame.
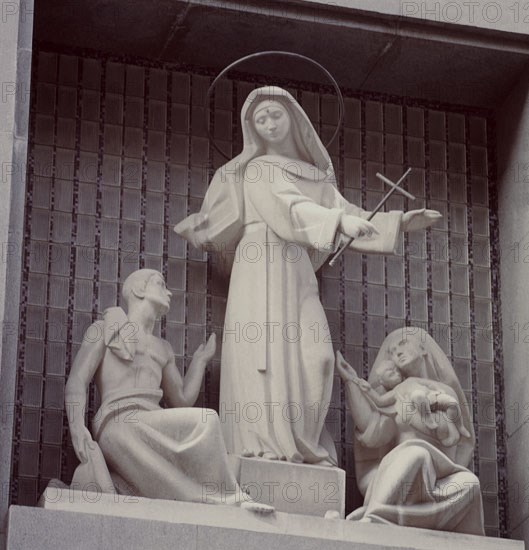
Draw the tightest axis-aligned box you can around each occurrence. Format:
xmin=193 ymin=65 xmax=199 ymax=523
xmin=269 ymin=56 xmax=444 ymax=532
xmin=6 ymin=490 xmax=524 ymax=550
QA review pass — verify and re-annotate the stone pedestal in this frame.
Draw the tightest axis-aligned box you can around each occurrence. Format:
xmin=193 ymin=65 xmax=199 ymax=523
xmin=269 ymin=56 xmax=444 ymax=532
xmin=5 ymin=489 xmax=524 ymax=550
xmin=229 ymin=455 xmax=345 ymax=518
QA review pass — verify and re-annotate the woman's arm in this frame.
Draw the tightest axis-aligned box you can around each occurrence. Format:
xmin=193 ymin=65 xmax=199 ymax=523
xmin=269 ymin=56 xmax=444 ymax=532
xmin=336 ymin=351 xmax=395 ymax=437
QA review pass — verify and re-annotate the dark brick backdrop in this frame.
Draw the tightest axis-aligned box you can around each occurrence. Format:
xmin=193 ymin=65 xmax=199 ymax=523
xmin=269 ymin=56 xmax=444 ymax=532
xmin=11 ymin=49 xmax=505 ymax=536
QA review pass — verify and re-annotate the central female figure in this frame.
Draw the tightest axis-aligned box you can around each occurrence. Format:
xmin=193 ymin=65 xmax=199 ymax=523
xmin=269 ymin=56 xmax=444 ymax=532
xmin=176 ymin=86 xmax=440 ymax=465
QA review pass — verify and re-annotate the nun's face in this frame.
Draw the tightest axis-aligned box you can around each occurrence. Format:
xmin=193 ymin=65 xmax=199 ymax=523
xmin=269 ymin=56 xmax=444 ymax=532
xmin=252 ymin=100 xmax=291 ymax=145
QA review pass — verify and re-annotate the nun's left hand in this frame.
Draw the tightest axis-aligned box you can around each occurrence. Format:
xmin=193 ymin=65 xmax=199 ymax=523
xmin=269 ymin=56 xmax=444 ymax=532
xmin=401 ymin=208 xmax=442 ymax=232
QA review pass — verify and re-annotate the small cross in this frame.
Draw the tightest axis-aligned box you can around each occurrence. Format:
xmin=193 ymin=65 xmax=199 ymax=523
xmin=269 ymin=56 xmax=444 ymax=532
xmin=328 ymin=167 xmax=415 ymax=267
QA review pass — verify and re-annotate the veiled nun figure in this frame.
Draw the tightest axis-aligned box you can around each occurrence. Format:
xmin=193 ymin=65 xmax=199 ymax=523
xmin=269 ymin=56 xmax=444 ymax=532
xmin=176 ymin=86 xmax=441 ymax=464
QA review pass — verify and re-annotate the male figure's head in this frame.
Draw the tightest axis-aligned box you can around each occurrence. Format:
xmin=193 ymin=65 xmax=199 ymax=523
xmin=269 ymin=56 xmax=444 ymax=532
xmin=122 ymin=269 xmax=172 ymax=317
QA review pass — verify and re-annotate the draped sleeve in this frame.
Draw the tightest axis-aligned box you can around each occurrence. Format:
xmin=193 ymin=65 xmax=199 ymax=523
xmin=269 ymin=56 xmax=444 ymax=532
xmin=245 ymin=159 xmax=343 ymax=253
xmin=328 ymin=186 xmax=403 ymax=255
xmin=174 ymin=155 xmax=245 ymax=251
xmin=245 ymin=158 xmax=403 ymax=257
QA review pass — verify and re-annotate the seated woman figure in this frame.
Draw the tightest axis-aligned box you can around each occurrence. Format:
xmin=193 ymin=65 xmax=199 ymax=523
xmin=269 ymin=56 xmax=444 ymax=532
xmin=335 ymin=328 xmax=484 ymax=535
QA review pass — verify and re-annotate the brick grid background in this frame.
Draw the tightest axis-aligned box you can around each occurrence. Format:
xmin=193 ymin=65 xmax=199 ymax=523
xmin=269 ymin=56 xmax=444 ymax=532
xmin=11 ymin=50 xmax=505 ymax=537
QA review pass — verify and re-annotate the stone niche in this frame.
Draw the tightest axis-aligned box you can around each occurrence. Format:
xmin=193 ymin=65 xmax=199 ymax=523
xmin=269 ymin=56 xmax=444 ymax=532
xmin=4 ymin=0 xmax=529 ymax=549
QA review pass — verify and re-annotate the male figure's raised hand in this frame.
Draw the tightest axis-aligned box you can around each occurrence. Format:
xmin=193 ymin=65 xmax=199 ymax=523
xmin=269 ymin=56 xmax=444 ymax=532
xmin=193 ymin=333 xmax=217 ymax=364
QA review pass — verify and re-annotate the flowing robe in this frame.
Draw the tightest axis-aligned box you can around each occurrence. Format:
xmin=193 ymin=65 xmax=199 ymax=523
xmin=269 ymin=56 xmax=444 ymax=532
xmin=94 ymin=389 xmax=241 ymax=505
xmin=219 ymin=155 xmax=402 ymax=463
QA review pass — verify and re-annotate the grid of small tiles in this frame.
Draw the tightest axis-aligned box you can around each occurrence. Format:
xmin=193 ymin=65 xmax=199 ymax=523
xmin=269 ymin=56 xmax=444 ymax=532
xmin=12 ymin=50 xmax=504 ymax=537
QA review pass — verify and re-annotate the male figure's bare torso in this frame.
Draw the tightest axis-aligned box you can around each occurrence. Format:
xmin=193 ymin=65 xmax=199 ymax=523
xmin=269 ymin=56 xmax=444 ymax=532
xmin=92 ymin=321 xmax=171 ymax=402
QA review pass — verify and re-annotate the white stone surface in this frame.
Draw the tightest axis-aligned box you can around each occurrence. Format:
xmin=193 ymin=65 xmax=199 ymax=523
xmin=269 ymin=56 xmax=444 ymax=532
xmin=230 ymin=455 xmax=345 ymax=517
xmin=338 ymin=328 xmax=484 ymax=535
xmin=6 ymin=493 xmax=523 ymax=550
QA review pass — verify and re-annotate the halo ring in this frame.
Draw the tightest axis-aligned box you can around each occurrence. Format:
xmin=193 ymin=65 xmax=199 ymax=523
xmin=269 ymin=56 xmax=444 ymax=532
xmin=205 ymin=51 xmax=344 ymax=160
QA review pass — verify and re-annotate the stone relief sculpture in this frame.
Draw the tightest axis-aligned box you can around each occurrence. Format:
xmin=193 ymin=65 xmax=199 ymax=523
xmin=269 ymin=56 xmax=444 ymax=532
xmin=64 ymin=268 xmax=272 ymax=513
xmin=175 ymin=86 xmax=441 ymax=465
xmin=335 ymin=327 xmax=484 ymax=534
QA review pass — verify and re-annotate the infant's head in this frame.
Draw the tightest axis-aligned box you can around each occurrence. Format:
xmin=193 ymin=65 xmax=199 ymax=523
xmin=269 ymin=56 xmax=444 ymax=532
xmin=374 ymin=359 xmax=403 ymax=391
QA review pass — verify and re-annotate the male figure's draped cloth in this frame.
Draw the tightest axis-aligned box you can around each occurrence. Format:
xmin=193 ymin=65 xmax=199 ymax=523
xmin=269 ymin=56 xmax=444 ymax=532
xmin=175 ymin=86 xmax=403 ymax=464
xmin=76 ymin=307 xmax=242 ymax=505
xmin=94 ymin=390 xmax=241 ymax=503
